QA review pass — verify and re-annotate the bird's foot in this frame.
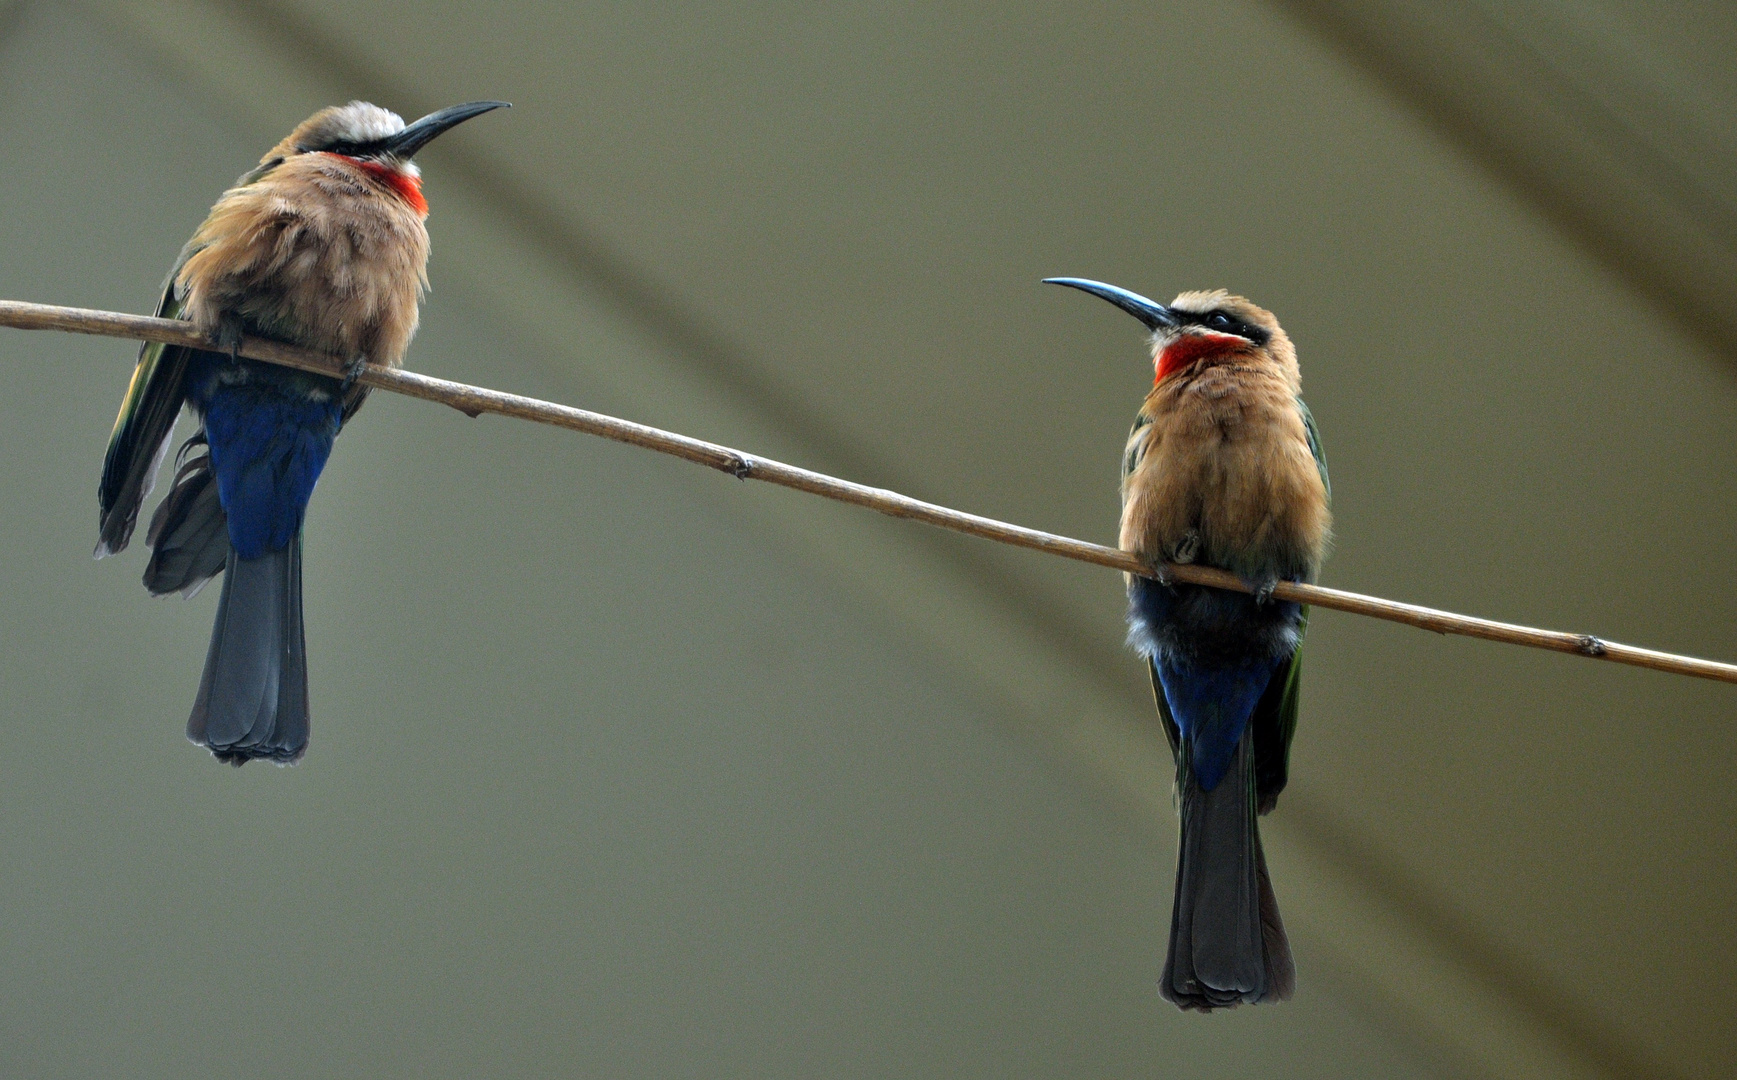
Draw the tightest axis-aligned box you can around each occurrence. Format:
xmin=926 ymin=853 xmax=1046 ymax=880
xmin=1244 ymin=574 xmax=1280 ymax=605
xmin=340 ymin=355 xmax=370 ymax=393
xmin=1170 ymin=529 xmax=1201 ymax=565
xmin=213 ymin=314 xmax=245 ymax=363
xmin=1154 ymin=529 xmax=1201 ymax=585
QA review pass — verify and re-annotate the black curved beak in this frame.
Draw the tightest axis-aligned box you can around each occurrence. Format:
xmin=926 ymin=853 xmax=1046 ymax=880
xmin=384 ymin=100 xmax=511 ymax=159
xmin=1043 ymin=277 xmax=1178 ymax=331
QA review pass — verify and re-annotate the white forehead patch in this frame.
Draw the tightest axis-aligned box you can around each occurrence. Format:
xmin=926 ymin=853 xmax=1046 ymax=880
xmin=327 ymin=101 xmax=406 ymax=142
xmin=292 ymin=102 xmax=408 ymax=152
xmin=1169 ymin=289 xmax=1232 ymax=314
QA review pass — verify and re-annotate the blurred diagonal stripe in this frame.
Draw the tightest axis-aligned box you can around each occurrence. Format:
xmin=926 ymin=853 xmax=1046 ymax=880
xmin=1275 ymin=0 xmax=1737 ymax=364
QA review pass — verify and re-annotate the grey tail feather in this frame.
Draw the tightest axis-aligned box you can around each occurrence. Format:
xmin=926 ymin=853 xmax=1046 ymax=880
xmin=187 ymin=537 xmax=309 ymax=766
xmin=1161 ymin=730 xmax=1294 ymax=1010
xmin=143 ymin=438 xmax=230 ymax=597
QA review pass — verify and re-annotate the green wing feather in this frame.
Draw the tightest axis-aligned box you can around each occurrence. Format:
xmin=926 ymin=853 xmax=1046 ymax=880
xmin=1123 ymin=412 xmax=1151 ymax=479
xmin=97 ymin=158 xmax=292 ymax=556
xmin=97 ymin=256 xmax=199 ymax=556
xmin=1298 ymin=396 xmax=1329 ymax=499
xmin=1251 ymin=395 xmax=1329 ymax=813
xmin=1251 ymin=607 xmax=1306 ymax=813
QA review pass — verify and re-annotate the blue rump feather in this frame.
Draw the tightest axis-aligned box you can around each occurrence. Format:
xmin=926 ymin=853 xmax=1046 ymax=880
xmin=1154 ymin=652 xmax=1285 ymax=790
xmin=193 ymin=363 xmax=342 ymax=559
xmin=1128 ymin=577 xmax=1301 ymax=791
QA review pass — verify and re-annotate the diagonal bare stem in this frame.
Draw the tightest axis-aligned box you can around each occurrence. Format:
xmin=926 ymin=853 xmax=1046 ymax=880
xmin=5 ymin=297 xmax=1734 ymax=686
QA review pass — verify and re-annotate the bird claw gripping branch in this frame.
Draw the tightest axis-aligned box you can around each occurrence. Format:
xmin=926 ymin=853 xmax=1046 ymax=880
xmin=213 ymin=313 xmax=245 ymax=364
xmin=339 ymin=355 xmax=370 ymax=395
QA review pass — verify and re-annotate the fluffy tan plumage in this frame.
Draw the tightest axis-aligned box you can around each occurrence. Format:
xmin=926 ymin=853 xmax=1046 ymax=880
xmin=177 ymin=149 xmax=429 ymax=370
xmin=1120 ymin=292 xmax=1330 ymax=584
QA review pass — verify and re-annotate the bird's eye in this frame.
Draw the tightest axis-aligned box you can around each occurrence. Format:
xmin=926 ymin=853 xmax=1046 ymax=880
xmin=1207 ymin=312 xmax=1234 ymax=330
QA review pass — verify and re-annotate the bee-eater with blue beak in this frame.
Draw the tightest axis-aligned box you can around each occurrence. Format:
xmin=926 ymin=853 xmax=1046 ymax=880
xmin=1047 ymin=278 xmax=1331 ymax=1009
xmin=97 ymin=100 xmax=508 ymax=765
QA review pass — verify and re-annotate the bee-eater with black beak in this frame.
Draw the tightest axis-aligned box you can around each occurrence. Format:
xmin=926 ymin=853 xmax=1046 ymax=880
xmin=1047 ymin=278 xmax=1331 ymax=1009
xmin=97 ymin=100 xmax=509 ymax=765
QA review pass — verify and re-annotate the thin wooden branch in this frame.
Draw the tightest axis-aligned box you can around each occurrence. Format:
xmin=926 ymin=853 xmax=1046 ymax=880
xmin=5 ymin=297 xmax=1735 ymax=686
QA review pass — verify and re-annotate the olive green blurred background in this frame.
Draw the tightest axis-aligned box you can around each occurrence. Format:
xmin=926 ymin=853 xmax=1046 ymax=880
xmin=0 ymin=1 xmax=1732 ymax=1077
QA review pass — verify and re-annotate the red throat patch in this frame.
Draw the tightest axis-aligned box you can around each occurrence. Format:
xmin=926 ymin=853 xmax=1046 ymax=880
xmin=331 ymin=154 xmax=428 ymax=215
xmin=1155 ymin=331 xmax=1247 ymax=383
